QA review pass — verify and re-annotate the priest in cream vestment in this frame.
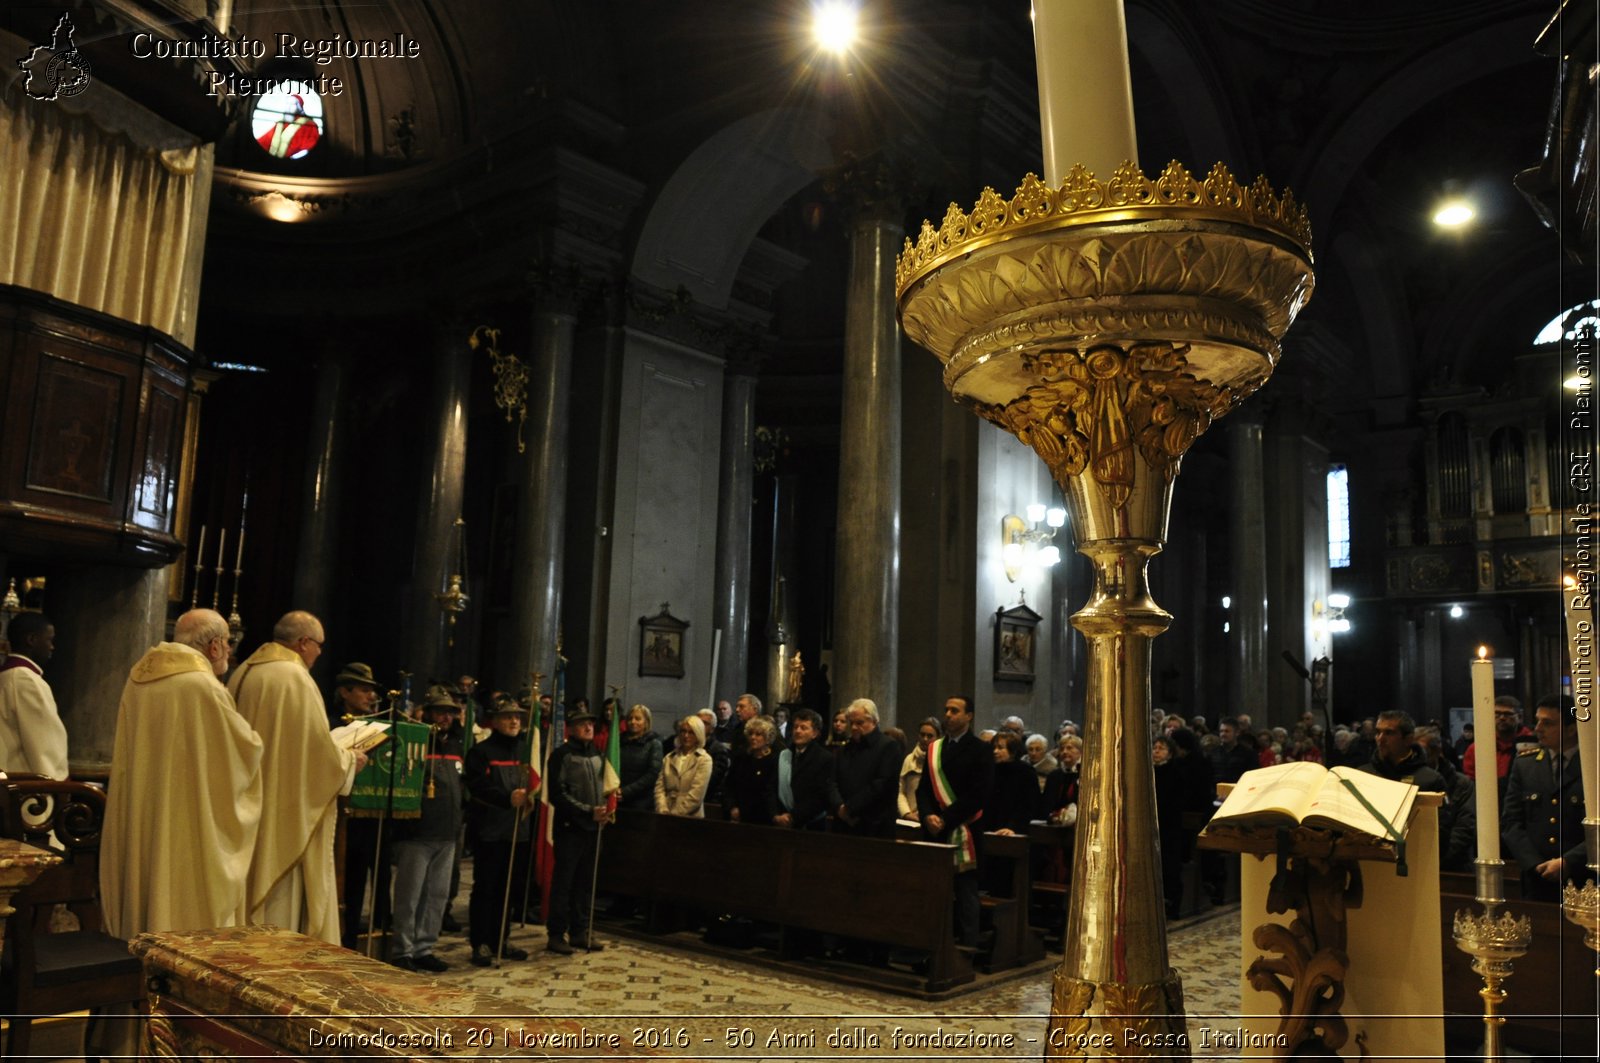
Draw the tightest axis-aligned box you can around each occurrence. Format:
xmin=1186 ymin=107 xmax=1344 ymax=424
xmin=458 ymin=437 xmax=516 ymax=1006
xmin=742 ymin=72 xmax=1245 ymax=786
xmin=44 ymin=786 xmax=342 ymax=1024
xmin=101 ymin=609 xmax=264 ymax=939
xmin=229 ymin=610 xmax=361 ymax=944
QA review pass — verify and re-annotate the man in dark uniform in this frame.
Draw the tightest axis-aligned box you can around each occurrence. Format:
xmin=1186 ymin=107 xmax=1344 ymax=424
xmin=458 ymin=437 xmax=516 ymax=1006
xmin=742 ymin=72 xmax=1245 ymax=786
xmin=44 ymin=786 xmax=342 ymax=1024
xmin=917 ymin=694 xmax=993 ymax=949
xmin=833 ymin=697 xmax=902 ymax=837
xmin=388 ymin=690 xmax=465 ymax=971
xmin=330 ymin=661 xmax=390 ymax=950
xmin=463 ymin=696 xmax=532 ymax=965
xmin=1502 ymin=693 xmax=1589 ymax=902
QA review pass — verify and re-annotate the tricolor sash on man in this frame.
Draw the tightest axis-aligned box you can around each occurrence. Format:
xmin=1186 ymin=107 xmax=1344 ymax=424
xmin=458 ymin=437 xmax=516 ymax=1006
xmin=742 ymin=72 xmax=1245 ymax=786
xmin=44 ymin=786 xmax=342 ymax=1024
xmin=927 ymin=736 xmax=980 ymax=870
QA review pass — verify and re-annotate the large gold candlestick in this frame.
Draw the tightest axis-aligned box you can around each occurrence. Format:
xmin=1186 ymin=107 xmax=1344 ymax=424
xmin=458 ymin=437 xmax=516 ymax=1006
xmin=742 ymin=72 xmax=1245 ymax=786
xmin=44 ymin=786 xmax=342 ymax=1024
xmin=897 ymin=161 xmax=1314 ymax=1055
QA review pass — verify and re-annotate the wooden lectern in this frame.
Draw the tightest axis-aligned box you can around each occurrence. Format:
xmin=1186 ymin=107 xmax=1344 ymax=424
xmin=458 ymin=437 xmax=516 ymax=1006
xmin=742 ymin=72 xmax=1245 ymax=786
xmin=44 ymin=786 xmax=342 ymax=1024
xmin=1199 ymin=789 xmax=1445 ymax=1060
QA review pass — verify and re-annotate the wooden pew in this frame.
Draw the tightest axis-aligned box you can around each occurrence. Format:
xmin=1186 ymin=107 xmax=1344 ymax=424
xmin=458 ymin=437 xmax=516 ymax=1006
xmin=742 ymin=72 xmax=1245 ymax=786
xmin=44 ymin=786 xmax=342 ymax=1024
xmin=598 ymin=810 xmax=975 ymax=991
xmin=975 ymin=832 xmax=1046 ymax=970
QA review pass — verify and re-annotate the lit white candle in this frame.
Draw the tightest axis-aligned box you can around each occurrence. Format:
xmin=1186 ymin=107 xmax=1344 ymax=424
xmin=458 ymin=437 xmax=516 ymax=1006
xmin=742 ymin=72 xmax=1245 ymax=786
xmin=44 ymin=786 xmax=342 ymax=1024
xmin=1471 ymin=646 xmax=1499 ymax=864
xmin=1566 ymin=575 xmax=1600 ymax=817
xmin=1031 ymin=0 xmax=1139 ymax=186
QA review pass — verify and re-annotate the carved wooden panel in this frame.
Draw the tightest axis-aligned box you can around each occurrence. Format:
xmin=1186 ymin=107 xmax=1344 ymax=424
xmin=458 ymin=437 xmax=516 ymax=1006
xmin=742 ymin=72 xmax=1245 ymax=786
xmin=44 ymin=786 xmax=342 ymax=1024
xmin=0 ymin=284 xmax=194 ymax=566
xmin=133 ymin=384 xmax=181 ymax=529
xmin=24 ymin=353 xmax=123 ymax=501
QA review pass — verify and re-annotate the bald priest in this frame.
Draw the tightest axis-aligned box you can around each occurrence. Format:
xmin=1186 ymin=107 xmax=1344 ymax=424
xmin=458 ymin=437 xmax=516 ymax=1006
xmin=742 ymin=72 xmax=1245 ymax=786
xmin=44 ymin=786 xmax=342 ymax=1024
xmin=230 ymin=610 xmax=365 ymax=943
xmin=101 ymin=609 xmax=264 ymax=939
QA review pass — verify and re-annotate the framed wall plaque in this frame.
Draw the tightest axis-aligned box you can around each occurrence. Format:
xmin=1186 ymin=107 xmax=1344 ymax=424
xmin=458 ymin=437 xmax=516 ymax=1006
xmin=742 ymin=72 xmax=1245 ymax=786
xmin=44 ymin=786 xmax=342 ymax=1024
xmin=994 ymin=601 xmax=1042 ymax=683
xmin=638 ymin=602 xmax=689 ymax=678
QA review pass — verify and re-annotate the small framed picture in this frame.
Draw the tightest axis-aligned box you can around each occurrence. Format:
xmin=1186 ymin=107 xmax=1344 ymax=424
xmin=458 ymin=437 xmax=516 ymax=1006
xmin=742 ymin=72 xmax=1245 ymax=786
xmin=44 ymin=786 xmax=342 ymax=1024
xmin=994 ymin=601 xmax=1042 ymax=683
xmin=638 ymin=603 xmax=689 ymax=678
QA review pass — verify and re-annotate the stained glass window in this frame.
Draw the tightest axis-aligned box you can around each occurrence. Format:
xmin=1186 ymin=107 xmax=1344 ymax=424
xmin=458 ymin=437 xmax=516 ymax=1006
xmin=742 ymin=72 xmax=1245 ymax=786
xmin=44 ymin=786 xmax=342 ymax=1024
xmin=1328 ymin=464 xmax=1351 ymax=569
xmin=251 ymin=82 xmax=325 ymax=160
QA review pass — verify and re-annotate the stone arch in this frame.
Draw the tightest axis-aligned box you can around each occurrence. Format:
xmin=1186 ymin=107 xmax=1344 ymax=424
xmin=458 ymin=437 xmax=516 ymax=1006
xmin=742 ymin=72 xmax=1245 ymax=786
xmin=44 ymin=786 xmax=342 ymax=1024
xmin=631 ymin=107 xmax=835 ymax=310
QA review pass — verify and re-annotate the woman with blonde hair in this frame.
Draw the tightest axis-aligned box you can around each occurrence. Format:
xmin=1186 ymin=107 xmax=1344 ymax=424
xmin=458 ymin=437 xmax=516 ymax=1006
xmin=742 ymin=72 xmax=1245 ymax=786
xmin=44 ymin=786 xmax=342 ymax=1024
xmin=655 ymin=715 xmax=713 ymax=817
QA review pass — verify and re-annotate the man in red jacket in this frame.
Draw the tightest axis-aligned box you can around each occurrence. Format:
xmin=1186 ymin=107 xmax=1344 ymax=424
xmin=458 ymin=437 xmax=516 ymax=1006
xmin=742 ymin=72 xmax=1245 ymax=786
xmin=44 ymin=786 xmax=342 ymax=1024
xmin=1463 ymin=695 xmax=1535 ymax=801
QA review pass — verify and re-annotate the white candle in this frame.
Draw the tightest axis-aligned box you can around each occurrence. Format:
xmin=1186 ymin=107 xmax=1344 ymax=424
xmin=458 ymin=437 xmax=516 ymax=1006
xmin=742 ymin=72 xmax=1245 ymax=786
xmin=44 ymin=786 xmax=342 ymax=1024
xmin=1031 ymin=0 xmax=1139 ymax=186
xmin=235 ymin=524 xmax=246 ymax=571
xmin=1567 ymin=575 xmax=1600 ymax=817
xmin=1471 ymin=647 xmax=1499 ymax=864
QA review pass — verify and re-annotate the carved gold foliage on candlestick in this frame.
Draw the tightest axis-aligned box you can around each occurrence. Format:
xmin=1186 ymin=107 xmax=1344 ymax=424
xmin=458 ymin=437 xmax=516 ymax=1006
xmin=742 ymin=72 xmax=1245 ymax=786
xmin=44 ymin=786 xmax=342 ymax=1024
xmin=977 ymin=342 xmax=1247 ymax=502
xmin=1047 ymin=973 xmax=1188 ymax=1059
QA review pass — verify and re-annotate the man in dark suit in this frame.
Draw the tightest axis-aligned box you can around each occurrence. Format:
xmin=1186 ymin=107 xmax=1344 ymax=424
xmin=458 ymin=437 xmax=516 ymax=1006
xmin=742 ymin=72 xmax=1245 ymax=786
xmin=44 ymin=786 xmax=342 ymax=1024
xmin=917 ymin=694 xmax=993 ymax=948
xmin=776 ymin=708 xmax=838 ymax=830
xmin=1502 ymin=694 xmax=1589 ymax=902
xmin=833 ymin=698 xmax=902 ymax=837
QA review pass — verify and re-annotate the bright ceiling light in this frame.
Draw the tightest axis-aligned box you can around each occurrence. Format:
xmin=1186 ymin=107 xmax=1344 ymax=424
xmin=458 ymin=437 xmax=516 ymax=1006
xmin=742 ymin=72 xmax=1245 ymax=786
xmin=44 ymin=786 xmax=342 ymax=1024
xmin=813 ymin=1 xmax=859 ymax=55
xmin=1432 ymin=200 xmax=1475 ymax=228
xmin=1450 ymin=604 xmax=1464 ymax=619
xmin=1328 ymin=592 xmax=1351 ymax=609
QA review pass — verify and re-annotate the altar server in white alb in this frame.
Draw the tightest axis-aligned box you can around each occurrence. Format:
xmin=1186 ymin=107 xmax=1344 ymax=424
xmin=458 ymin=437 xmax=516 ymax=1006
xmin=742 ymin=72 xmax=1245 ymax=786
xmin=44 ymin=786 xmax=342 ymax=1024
xmin=230 ymin=610 xmax=365 ymax=943
xmin=0 ymin=611 xmax=68 ymax=779
xmin=101 ymin=609 xmax=264 ymax=938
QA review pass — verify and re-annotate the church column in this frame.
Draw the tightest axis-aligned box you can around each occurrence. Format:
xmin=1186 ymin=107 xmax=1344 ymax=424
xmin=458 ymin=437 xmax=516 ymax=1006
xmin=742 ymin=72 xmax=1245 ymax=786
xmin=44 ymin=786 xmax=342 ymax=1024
xmin=831 ymin=185 xmax=903 ymax=713
xmin=405 ymin=326 xmax=470 ymax=684
xmin=510 ymin=305 xmax=577 ymax=688
xmin=1228 ymin=416 xmax=1269 ymax=715
xmin=712 ymin=360 xmax=757 ymax=704
xmin=51 ymin=567 xmax=168 ymax=768
xmin=292 ymin=356 xmax=347 ymax=626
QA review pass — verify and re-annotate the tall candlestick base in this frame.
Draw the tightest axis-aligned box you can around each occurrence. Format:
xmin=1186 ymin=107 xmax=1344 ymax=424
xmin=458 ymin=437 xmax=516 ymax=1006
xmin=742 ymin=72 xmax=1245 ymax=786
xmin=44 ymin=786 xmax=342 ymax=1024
xmin=1561 ymin=818 xmax=1600 ymax=976
xmin=1453 ymin=861 xmax=1532 ymax=1063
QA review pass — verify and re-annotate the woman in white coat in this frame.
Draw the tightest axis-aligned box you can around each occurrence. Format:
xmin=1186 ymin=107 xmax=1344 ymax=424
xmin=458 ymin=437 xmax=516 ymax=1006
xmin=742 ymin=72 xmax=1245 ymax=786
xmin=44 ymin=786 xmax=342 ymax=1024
xmin=655 ymin=714 xmax=713 ymax=817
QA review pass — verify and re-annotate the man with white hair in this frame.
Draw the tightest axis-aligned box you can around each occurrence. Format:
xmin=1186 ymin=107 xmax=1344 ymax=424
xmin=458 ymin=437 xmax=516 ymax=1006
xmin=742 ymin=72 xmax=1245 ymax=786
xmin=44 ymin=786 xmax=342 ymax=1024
xmin=833 ymin=697 xmax=901 ymax=837
xmin=696 ymin=707 xmax=731 ymax=803
xmin=230 ymin=610 xmax=365 ymax=943
xmin=101 ymin=609 xmax=264 ymax=939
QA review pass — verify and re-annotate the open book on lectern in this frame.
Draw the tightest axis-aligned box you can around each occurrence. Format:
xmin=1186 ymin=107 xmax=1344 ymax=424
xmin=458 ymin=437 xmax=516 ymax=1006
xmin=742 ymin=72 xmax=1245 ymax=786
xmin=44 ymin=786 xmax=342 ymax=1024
xmin=1212 ymin=761 xmax=1419 ymax=848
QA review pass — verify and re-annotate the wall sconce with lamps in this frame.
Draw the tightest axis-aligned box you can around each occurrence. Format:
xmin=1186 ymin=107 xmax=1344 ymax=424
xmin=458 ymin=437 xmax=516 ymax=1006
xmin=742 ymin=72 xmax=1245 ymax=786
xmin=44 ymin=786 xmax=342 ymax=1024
xmin=1001 ymin=503 xmax=1066 ymax=582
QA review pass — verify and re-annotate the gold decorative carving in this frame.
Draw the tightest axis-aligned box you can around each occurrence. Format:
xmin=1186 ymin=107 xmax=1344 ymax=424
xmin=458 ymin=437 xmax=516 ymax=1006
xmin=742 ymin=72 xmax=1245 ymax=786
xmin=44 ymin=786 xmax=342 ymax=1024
xmin=897 ymin=161 xmax=1312 ymax=295
xmin=468 ymin=326 xmax=528 ymax=454
xmin=976 ymin=342 xmax=1246 ymax=503
xmin=144 ymin=1010 xmax=180 ymax=1059
xmin=1046 ymin=972 xmax=1188 ymax=1059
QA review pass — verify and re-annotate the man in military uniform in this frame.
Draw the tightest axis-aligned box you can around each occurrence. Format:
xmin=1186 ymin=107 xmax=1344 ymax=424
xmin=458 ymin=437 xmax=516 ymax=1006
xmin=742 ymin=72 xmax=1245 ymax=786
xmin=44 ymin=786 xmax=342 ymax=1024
xmin=1502 ymin=694 xmax=1588 ymax=902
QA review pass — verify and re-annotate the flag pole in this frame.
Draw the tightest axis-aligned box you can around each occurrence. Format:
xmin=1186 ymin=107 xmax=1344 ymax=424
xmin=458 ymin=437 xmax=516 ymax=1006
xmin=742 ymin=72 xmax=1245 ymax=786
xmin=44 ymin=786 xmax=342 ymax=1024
xmin=587 ymin=686 xmax=621 ymax=949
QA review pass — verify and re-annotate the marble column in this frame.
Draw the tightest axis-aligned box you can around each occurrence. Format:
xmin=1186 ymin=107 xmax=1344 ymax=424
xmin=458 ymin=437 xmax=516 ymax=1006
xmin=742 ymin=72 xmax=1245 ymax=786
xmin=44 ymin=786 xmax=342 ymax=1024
xmin=712 ymin=365 xmax=757 ymax=705
xmin=292 ymin=356 xmax=347 ymax=627
xmin=406 ymin=329 xmax=471 ymax=684
xmin=51 ymin=565 xmax=168 ymax=770
xmin=510 ymin=308 xmax=576 ymax=688
xmin=1228 ymin=417 xmax=1269 ymax=715
xmin=831 ymin=207 xmax=902 ymax=713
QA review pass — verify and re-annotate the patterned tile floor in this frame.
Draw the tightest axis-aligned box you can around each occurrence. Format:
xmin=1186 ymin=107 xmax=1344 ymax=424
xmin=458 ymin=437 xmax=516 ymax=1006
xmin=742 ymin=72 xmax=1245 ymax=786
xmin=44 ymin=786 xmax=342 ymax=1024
xmin=401 ymin=877 xmax=1249 ymax=1062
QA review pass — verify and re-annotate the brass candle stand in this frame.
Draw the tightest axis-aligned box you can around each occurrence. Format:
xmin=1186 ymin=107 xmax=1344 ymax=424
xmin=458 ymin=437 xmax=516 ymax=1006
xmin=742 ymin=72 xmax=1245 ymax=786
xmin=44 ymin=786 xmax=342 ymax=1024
xmin=897 ymin=160 xmax=1314 ymax=1056
xmin=1451 ymin=859 xmax=1533 ymax=1062
xmin=1562 ymin=819 xmax=1600 ymax=975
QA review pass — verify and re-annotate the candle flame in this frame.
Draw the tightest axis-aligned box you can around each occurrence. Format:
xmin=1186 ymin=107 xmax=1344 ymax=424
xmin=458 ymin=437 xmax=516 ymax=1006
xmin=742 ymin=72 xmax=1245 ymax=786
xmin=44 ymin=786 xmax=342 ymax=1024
xmin=1565 ymin=574 xmax=1578 ymax=590
xmin=1477 ymin=645 xmax=1488 ymax=660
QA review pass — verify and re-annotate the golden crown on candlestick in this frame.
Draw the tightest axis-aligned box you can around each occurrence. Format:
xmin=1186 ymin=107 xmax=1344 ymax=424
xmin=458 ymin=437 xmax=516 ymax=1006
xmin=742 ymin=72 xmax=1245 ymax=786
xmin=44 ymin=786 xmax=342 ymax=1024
xmin=898 ymin=159 xmax=1313 ymax=1055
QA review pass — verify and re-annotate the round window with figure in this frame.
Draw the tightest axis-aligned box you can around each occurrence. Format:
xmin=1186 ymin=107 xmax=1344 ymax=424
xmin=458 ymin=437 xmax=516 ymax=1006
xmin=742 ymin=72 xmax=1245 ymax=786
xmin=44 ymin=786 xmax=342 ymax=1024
xmin=251 ymin=82 xmax=325 ymax=160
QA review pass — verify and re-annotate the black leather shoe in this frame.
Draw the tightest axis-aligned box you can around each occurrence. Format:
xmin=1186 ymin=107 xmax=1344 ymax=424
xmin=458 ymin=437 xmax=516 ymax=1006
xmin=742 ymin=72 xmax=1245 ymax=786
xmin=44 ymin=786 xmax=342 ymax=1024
xmin=547 ymin=938 xmax=575 ymax=956
xmin=574 ymin=935 xmax=605 ymax=951
xmin=390 ymin=955 xmax=417 ymax=971
xmin=413 ymin=953 xmax=449 ymax=972
xmin=470 ymin=944 xmax=493 ymax=967
xmin=500 ymin=944 xmax=529 ymax=961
